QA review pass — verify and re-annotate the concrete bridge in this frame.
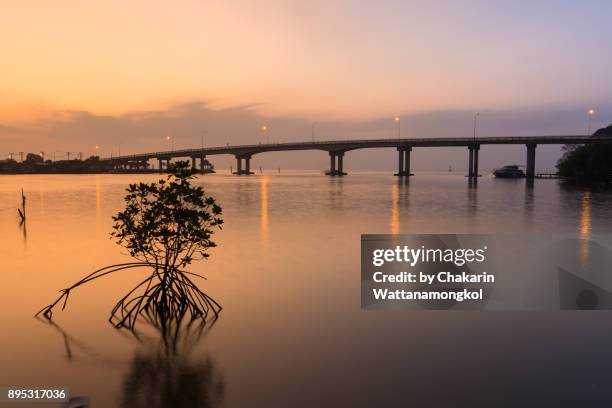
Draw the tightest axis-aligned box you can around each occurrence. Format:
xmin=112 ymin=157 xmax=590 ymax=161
xmin=101 ymin=135 xmax=610 ymax=179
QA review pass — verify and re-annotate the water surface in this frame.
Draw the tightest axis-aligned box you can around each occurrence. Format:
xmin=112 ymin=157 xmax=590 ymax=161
xmin=1 ymin=172 xmax=611 ymax=407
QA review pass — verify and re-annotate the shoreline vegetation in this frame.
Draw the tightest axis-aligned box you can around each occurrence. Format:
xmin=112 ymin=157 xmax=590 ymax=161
xmin=557 ymin=124 xmax=612 ymax=183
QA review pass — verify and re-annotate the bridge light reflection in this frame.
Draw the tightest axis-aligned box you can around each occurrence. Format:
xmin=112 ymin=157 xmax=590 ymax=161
xmin=580 ymin=190 xmax=591 ymax=266
xmin=390 ymin=184 xmax=399 ymax=234
xmin=260 ymin=176 xmax=269 ymax=246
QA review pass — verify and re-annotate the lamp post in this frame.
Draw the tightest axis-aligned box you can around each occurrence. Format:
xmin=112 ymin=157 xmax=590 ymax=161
xmin=262 ymin=125 xmax=268 ymax=144
xmin=166 ymin=135 xmax=174 ymax=151
xmin=311 ymin=122 xmax=317 ymax=142
xmin=587 ymin=109 xmax=595 ymax=135
xmin=395 ymin=116 xmax=400 ymax=140
xmin=95 ymin=145 xmax=100 ymax=157
xmin=473 ymin=112 xmax=480 ymax=142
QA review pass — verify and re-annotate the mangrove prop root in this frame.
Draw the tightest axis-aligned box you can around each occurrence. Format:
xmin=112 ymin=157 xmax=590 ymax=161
xmin=35 ymin=263 xmax=221 ymax=331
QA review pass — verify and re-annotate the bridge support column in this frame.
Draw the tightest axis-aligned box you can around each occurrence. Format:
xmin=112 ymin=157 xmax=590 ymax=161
xmin=191 ymin=156 xmax=197 ymax=171
xmin=467 ymin=145 xmax=480 ymax=178
xmin=158 ymin=159 xmax=163 ymax=173
xmin=236 ymin=157 xmax=242 ymax=174
xmin=526 ymin=143 xmax=537 ymax=179
xmin=467 ymin=147 xmax=474 ymax=177
xmin=395 ymin=146 xmax=413 ymax=176
xmin=326 ymin=151 xmax=347 ymax=176
xmin=234 ymin=155 xmax=254 ymax=175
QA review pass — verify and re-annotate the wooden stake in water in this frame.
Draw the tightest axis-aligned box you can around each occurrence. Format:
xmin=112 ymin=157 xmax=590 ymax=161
xmin=18 ymin=188 xmax=26 ymax=223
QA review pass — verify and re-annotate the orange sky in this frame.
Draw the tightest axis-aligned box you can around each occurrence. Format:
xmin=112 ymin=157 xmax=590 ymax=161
xmin=2 ymin=0 xmax=610 ymax=126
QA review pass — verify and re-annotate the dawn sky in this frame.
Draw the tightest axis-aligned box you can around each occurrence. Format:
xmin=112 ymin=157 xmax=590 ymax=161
xmin=1 ymin=0 xmax=611 ymax=170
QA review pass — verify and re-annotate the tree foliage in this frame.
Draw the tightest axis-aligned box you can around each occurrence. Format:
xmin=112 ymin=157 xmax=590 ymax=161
xmin=112 ymin=161 xmax=222 ymax=268
xmin=557 ymin=125 xmax=612 ymax=182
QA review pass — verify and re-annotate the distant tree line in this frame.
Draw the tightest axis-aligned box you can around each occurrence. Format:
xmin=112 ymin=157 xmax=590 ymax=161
xmin=0 ymin=154 xmax=110 ymax=174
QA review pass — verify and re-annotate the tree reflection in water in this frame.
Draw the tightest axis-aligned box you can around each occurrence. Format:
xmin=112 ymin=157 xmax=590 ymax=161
xmin=38 ymin=315 xmax=224 ymax=408
xmin=120 ymin=318 xmax=224 ymax=408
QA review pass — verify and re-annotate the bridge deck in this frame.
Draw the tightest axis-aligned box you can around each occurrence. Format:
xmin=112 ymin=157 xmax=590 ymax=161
xmin=102 ymin=135 xmax=609 ymax=162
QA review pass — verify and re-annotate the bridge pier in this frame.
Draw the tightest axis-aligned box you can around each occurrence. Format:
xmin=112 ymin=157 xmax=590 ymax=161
xmin=526 ymin=143 xmax=537 ymax=179
xmin=234 ymin=154 xmax=254 ymax=175
xmin=326 ymin=151 xmax=347 ymax=176
xmin=467 ymin=145 xmax=480 ymax=178
xmin=191 ymin=156 xmax=197 ymax=170
xmin=395 ymin=146 xmax=413 ymax=176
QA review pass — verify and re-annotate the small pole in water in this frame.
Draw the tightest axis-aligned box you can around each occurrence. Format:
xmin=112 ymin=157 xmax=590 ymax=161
xmin=18 ymin=188 xmax=26 ymax=223
xmin=259 ymin=166 xmax=263 ymax=174
xmin=278 ymin=167 xmax=280 ymax=173
xmin=230 ymin=165 xmax=233 ymax=174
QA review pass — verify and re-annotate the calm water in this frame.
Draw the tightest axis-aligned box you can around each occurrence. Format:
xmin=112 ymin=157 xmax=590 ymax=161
xmin=1 ymin=172 xmax=612 ymax=407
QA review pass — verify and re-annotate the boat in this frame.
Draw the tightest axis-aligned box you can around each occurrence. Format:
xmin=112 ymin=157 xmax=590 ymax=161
xmin=493 ymin=165 xmax=525 ymax=178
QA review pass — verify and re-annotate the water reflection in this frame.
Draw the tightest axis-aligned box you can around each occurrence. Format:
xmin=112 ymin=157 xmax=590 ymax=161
xmin=260 ymin=176 xmax=269 ymax=246
xmin=120 ymin=321 xmax=224 ymax=408
xmin=327 ymin=177 xmax=344 ymax=210
xmin=39 ymin=315 xmax=224 ymax=408
xmin=467 ymin=179 xmax=478 ymax=219
xmin=39 ymin=189 xmax=45 ymax=211
xmin=6 ymin=174 xmax=612 ymax=407
xmin=523 ymin=180 xmax=534 ymax=229
xmin=390 ymin=184 xmax=399 ymax=234
xmin=95 ymin=175 xmax=101 ymax=216
xmin=37 ymin=317 xmax=105 ymax=363
xmin=18 ymin=190 xmax=27 ymax=245
xmin=580 ymin=191 xmax=591 ymax=266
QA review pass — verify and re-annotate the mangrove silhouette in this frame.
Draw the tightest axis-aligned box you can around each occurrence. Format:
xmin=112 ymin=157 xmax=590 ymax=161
xmin=37 ymin=161 xmax=224 ymax=330
xmin=557 ymin=124 xmax=612 ymax=182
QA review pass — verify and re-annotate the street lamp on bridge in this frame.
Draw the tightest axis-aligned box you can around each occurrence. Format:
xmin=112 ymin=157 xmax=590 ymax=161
xmin=261 ymin=125 xmax=268 ymax=144
xmin=394 ymin=116 xmax=401 ymax=140
xmin=587 ymin=109 xmax=595 ymax=135
xmin=311 ymin=122 xmax=317 ymax=143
